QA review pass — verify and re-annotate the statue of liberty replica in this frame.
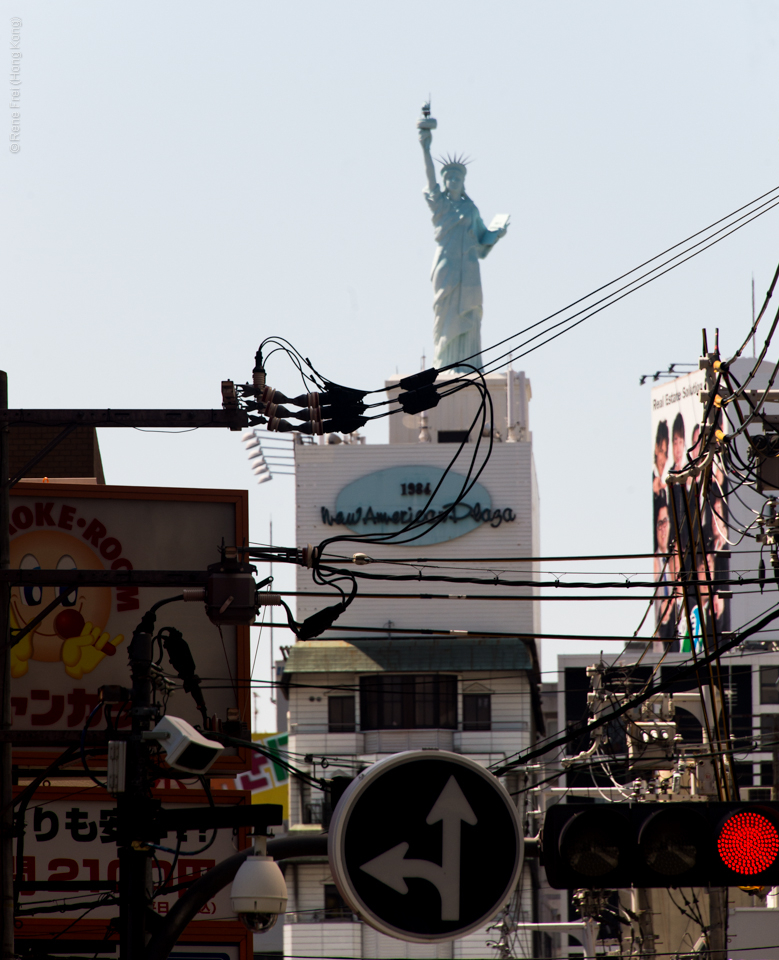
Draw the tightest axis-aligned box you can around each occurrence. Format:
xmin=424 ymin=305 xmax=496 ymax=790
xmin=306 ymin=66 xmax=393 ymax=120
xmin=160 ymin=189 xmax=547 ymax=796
xmin=418 ymin=103 xmax=509 ymax=373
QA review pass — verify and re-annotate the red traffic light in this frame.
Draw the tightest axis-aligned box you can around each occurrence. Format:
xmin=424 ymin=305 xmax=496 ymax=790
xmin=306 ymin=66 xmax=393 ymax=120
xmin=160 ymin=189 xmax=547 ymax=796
xmin=717 ymin=811 xmax=779 ymax=875
xmin=542 ymin=802 xmax=779 ymax=889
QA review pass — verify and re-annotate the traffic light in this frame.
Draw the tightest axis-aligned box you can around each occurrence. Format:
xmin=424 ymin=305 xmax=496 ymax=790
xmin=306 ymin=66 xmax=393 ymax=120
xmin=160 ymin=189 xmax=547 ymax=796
xmin=542 ymin=802 xmax=779 ymax=889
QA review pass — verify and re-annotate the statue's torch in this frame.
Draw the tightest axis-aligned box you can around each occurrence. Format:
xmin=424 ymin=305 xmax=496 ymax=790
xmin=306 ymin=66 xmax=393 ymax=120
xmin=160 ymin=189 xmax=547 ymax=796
xmin=417 ymin=100 xmax=437 ymax=131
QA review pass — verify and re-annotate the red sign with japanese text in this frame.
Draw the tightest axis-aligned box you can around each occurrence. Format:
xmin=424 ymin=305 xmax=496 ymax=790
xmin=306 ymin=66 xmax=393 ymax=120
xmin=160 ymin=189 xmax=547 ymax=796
xmin=13 ymin=785 xmax=254 ymax=945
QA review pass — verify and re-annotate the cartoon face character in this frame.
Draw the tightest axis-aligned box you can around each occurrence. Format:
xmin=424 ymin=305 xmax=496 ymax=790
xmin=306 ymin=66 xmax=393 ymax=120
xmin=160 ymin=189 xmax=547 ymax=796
xmin=10 ymin=530 xmax=123 ymax=679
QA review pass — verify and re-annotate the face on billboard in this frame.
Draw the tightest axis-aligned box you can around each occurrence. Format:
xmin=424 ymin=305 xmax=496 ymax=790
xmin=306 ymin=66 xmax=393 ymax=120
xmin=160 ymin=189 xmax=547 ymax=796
xmin=655 ymin=504 xmax=670 ymax=555
xmin=8 ymin=486 xmax=248 ymax=764
xmin=650 ymin=372 xmax=729 ymax=650
xmin=10 ymin=530 xmax=115 ymax=677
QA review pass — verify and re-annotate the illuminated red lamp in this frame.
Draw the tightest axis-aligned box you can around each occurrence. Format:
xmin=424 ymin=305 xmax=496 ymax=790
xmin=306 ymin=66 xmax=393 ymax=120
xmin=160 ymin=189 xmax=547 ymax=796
xmin=717 ymin=811 xmax=779 ymax=875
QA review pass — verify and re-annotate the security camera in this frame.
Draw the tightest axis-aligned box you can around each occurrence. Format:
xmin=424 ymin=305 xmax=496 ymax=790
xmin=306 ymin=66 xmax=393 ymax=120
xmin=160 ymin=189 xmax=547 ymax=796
xmin=231 ymin=835 xmax=288 ymax=933
xmin=152 ymin=715 xmax=224 ymax=775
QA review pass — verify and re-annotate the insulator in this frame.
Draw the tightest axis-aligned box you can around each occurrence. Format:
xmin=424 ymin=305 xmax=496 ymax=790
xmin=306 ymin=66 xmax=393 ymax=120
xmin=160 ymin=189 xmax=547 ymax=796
xmin=260 ymin=385 xmax=291 ymax=404
xmin=267 ymin=418 xmax=298 ymax=433
xmin=288 ymin=392 xmax=319 ymax=408
xmin=295 ymin=420 xmax=323 ymax=436
xmin=252 ymin=353 xmax=266 ymax=389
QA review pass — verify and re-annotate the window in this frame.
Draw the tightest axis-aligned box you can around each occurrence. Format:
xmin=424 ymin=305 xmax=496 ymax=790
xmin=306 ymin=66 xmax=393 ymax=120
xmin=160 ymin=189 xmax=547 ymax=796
xmin=734 ymin=762 xmax=753 ymax=788
xmin=324 ymin=884 xmax=352 ymax=920
xmin=760 ymin=713 xmax=779 ymax=744
xmin=359 ymin=675 xmax=457 ymax=730
xmin=761 ymin=666 xmax=779 ymax=705
xmin=328 ymin=696 xmax=355 ymax=733
xmin=463 ymin=693 xmax=491 ymax=731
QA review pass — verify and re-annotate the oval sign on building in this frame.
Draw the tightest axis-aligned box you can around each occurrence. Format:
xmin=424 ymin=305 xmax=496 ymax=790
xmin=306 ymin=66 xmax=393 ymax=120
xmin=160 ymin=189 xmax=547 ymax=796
xmin=320 ymin=466 xmax=515 ymax=546
xmin=328 ymin=751 xmax=523 ymax=943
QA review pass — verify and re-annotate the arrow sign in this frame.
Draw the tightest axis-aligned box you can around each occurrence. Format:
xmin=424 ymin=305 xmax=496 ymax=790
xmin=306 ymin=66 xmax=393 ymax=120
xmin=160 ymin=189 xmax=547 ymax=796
xmin=328 ymin=750 xmax=523 ymax=943
xmin=360 ymin=775 xmax=477 ymax=920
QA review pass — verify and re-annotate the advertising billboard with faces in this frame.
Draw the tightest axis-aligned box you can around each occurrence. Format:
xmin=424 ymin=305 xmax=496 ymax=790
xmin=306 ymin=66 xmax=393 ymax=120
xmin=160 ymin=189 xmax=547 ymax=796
xmin=8 ymin=482 xmax=250 ymax=770
xmin=651 ymin=372 xmax=729 ymax=652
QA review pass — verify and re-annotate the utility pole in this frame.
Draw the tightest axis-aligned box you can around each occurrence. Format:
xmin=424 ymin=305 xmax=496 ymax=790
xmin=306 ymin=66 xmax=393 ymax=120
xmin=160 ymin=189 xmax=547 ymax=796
xmin=635 ymin=888 xmax=656 ymax=959
xmin=773 ymin=737 xmax=779 ymax=802
xmin=709 ymin=887 xmax=728 ymax=960
xmin=0 ymin=394 xmax=250 ymax=956
xmin=117 ymin=627 xmax=156 ymax=958
xmin=269 ymin=517 xmax=275 ymax=705
xmin=0 ymin=372 xmax=13 ymax=960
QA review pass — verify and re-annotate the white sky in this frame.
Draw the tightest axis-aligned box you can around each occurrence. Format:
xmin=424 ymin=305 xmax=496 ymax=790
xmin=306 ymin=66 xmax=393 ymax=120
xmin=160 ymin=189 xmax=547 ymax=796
xmin=3 ymin=1 xmax=779 ymax=729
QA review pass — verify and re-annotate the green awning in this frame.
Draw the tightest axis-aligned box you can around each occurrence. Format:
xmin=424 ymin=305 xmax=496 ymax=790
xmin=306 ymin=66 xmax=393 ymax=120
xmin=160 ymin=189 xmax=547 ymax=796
xmin=282 ymin=637 xmax=533 ymax=676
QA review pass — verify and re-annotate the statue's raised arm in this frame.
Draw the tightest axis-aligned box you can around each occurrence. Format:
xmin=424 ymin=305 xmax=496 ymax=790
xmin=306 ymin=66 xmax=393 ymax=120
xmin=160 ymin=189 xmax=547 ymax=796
xmin=417 ymin=103 xmax=438 ymax=195
xmin=416 ymin=103 xmax=509 ymax=373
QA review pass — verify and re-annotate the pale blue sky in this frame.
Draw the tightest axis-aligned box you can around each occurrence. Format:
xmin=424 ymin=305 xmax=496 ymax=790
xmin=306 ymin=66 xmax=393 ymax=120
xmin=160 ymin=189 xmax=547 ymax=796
xmin=3 ymin=1 xmax=779 ymax=727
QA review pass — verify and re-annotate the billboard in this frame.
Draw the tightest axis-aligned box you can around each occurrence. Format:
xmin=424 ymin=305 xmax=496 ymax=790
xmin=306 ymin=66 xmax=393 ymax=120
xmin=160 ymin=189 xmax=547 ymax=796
xmin=8 ymin=483 xmax=250 ymax=770
xmin=650 ymin=372 xmax=729 ymax=651
xmin=13 ymin=784 xmax=254 ymax=955
xmin=13 ymin=786 xmax=249 ymax=919
xmin=322 ymin=466 xmax=516 ymax=546
xmin=234 ymin=732 xmax=290 ymax=818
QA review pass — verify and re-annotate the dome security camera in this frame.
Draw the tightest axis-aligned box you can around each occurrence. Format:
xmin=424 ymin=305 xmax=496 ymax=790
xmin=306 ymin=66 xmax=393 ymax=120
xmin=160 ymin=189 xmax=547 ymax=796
xmin=231 ymin=835 xmax=288 ymax=933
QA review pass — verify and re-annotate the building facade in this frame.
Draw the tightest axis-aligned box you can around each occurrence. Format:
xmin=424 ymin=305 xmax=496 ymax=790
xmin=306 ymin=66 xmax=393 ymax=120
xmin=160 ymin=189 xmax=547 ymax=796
xmin=279 ymin=370 xmax=542 ymax=959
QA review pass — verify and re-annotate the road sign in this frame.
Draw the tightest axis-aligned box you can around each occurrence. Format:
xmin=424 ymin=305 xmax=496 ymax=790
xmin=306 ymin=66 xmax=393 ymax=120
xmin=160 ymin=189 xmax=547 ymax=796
xmin=328 ymin=750 xmax=523 ymax=943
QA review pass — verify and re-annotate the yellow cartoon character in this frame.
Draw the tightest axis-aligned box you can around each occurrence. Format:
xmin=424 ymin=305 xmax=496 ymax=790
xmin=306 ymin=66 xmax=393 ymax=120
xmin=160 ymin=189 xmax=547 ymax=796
xmin=10 ymin=530 xmax=124 ymax=679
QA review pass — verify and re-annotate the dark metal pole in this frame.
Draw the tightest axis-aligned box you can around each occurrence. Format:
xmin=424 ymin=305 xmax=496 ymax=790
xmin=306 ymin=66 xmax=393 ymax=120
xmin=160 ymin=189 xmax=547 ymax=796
xmin=0 ymin=372 xmax=13 ymax=960
xmin=118 ymin=630 xmax=156 ymax=959
xmin=145 ymin=833 xmax=328 ymax=960
xmin=773 ymin=740 xmax=779 ymax=802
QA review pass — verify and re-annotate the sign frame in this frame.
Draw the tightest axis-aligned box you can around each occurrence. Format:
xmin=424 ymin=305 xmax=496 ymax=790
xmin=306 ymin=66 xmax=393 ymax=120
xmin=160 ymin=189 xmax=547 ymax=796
xmin=328 ymin=750 xmax=523 ymax=943
xmin=13 ymin=783 xmax=254 ymax=946
xmin=13 ymin=921 xmax=252 ymax=959
xmin=9 ymin=482 xmax=251 ymax=773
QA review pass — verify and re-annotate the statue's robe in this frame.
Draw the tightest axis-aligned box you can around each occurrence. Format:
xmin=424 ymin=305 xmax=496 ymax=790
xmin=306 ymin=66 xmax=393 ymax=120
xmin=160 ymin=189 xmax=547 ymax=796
xmin=425 ymin=184 xmax=502 ymax=372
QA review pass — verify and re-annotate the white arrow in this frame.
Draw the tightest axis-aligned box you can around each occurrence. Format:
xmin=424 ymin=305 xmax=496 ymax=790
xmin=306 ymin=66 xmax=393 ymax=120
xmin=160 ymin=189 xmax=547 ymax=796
xmin=359 ymin=775 xmax=477 ymax=921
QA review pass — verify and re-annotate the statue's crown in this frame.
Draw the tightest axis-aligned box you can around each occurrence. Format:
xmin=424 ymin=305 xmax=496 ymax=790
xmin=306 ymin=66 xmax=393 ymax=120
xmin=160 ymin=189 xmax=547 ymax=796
xmin=438 ymin=152 xmax=470 ymax=175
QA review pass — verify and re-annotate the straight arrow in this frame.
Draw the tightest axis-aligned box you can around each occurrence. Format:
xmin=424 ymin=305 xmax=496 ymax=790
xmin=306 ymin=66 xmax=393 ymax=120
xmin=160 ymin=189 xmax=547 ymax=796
xmin=360 ymin=775 xmax=477 ymax=921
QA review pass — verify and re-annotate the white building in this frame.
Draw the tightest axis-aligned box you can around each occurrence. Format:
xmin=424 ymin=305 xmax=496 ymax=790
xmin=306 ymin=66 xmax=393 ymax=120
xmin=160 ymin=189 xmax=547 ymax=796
xmin=280 ymin=370 xmax=543 ymax=959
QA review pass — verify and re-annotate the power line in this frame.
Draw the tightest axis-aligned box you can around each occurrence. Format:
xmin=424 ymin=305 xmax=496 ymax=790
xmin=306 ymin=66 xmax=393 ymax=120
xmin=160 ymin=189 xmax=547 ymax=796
xmin=446 ymin=184 xmax=779 ymax=375
xmin=490 ymin=602 xmax=779 ymax=776
xmin=259 ymin=621 xmax=665 ymax=641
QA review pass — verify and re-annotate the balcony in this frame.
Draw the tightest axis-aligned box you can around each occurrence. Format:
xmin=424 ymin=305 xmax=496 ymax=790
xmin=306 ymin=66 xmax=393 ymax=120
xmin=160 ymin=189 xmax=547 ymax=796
xmin=288 ymin=722 xmax=529 ymax=756
xmin=286 ymin=910 xmax=358 ymax=924
xmin=362 ymin=728 xmax=454 ymax=752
